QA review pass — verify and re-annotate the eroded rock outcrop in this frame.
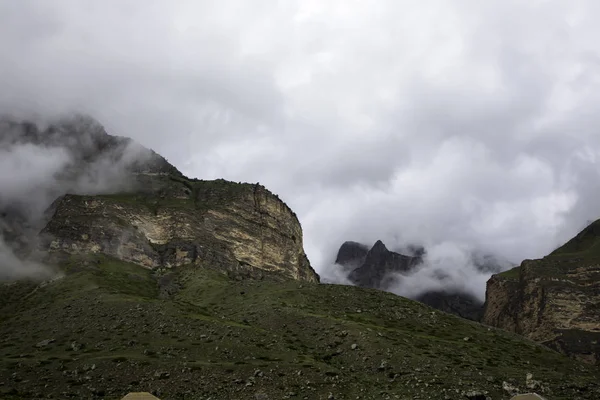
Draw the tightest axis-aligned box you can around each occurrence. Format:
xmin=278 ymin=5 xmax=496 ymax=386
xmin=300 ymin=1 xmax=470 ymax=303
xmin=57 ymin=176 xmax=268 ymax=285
xmin=1 ymin=116 xmax=318 ymax=283
xmin=483 ymin=220 xmax=600 ymax=364
xmin=41 ymin=178 xmax=318 ymax=282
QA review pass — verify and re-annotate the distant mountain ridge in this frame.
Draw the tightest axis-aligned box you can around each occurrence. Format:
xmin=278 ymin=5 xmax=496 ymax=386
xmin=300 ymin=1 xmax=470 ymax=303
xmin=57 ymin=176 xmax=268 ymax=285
xmin=334 ymin=240 xmax=507 ymax=320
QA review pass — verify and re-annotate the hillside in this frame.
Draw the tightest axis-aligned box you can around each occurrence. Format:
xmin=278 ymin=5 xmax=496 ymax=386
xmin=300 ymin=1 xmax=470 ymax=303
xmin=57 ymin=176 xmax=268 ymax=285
xmin=1 ymin=116 xmax=599 ymax=399
xmin=0 ymin=117 xmax=317 ymax=283
xmin=1 ymin=255 xmax=599 ymax=399
xmin=483 ymin=220 xmax=600 ymax=365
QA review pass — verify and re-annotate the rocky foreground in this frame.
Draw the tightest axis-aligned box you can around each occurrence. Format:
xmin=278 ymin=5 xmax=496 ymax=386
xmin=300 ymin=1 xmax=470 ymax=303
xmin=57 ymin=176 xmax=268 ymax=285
xmin=1 ymin=257 xmax=599 ymax=399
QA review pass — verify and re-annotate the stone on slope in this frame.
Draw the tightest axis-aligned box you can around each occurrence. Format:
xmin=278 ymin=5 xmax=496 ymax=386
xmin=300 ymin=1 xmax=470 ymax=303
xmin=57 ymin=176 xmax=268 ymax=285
xmin=510 ymin=394 xmax=547 ymax=400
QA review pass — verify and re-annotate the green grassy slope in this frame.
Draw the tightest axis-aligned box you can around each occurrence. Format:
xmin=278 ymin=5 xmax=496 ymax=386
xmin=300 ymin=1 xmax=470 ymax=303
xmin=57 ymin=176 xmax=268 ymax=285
xmin=0 ymin=255 xmax=598 ymax=400
xmin=549 ymin=219 xmax=600 ymax=259
xmin=495 ymin=266 xmax=521 ymax=280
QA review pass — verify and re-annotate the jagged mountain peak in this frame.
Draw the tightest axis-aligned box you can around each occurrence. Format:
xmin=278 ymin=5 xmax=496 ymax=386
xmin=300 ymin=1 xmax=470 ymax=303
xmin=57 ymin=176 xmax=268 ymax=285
xmin=340 ymin=240 xmax=421 ymax=290
xmin=370 ymin=239 xmax=387 ymax=252
xmin=334 ymin=241 xmax=369 ymax=266
xmin=333 ymin=239 xmax=511 ymax=321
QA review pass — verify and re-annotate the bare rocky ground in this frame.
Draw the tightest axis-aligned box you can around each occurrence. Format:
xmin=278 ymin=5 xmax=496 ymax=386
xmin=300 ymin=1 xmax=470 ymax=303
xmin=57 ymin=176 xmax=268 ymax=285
xmin=0 ymin=254 xmax=598 ymax=400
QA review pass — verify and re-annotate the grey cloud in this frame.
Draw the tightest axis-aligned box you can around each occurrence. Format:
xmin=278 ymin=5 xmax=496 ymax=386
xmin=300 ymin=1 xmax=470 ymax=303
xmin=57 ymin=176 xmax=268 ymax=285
xmin=0 ymin=116 xmax=163 ymax=280
xmin=3 ymin=1 xmax=600 ymax=298
xmin=0 ymin=238 xmax=58 ymax=281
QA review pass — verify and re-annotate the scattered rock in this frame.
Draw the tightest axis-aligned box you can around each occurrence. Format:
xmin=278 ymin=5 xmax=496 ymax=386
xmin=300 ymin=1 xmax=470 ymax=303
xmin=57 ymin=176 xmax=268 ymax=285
xmin=526 ymin=373 xmax=547 ymax=392
xmin=463 ymin=390 xmax=487 ymax=400
xmin=153 ymin=371 xmax=170 ymax=380
xmin=503 ymin=381 xmax=519 ymax=396
xmin=35 ymin=339 xmax=55 ymax=348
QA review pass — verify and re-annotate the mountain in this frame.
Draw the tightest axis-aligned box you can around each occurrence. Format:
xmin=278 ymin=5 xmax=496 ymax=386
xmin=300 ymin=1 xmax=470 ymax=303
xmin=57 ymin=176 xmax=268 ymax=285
xmin=334 ymin=241 xmax=370 ymax=268
xmin=333 ymin=240 xmax=506 ymax=321
xmin=2 ymin=256 xmax=600 ymax=399
xmin=344 ymin=240 xmax=423 ymax=289
xmin=483 ymin=220 xmax=600 ymax=365
xmin=0 ymin=114 xmax=180 ymax=264
xmin=0 ymin=116 xmax=318 ymax=283
xmin=1 ymin=116 xmax=599 ymax=398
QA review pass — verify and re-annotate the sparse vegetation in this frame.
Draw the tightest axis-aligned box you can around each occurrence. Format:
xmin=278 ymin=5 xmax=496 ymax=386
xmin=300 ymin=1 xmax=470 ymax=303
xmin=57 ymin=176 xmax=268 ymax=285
xmin=496 ymin=266 xmax=520 ymax=280
xmin=549 ymin=219 xmax=600 ymax=259
xmin=1 ymin=255 xmax=598 ymax=399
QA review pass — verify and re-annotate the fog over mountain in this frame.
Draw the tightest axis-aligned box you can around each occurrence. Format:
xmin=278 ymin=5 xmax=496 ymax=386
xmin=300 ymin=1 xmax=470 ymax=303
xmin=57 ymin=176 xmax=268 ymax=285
xmin=3 ymin=1 xmax=600 ymax=296
xmin=0 ymin=116 xmax=164 ymax=279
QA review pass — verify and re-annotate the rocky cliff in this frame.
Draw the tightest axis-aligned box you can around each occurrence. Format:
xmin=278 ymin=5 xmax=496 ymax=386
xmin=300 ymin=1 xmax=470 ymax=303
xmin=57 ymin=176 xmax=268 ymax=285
xmin=41 ymin=178 xmax=318 ymax=282
xmin=344 ymin=240 xmax=422 ymax=288
xmin=483 ymin=220 xmax=600 ymax=365
xmin=1 ymin=116 xmax=318 ymax=283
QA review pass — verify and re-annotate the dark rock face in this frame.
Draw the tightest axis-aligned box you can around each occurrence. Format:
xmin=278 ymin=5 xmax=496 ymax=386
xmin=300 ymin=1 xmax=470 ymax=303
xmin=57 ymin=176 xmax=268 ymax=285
xmin=347 ymin=240 xmax=421 ymax=289
xmin=334 ymin=240 xmax=498 ymax=321
xmin=335 ymin=241 xmax=369 ymax=268
xmin=1 ymin=116 xmax=319 ymax=283
xmin=0 ymin=115 xmax=179 ymax=179
xmin=483 ymin=220 xmax=600 ymax=365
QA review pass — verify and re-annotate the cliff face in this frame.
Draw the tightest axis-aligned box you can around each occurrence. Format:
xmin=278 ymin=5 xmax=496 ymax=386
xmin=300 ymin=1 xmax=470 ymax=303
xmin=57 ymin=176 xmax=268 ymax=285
xmin=0 ymin=115 xmax=180 ymax=257
xmin=41 ymin=177 xmax=318 ymax=282
xmin=2 ymin=116 xmax=318 ymax=283
xmin=335 ymin=241 xmax=369 ymax=268
xmin=483 ymin=221 xmax=600 ymax=365
xmin=346 ymin=240 xmax=421 ymax=289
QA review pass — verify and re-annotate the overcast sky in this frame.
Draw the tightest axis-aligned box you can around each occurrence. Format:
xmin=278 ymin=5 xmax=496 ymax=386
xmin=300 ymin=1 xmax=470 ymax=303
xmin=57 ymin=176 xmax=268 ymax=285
xmin=2 ymin=1 xmax=600 ymax=290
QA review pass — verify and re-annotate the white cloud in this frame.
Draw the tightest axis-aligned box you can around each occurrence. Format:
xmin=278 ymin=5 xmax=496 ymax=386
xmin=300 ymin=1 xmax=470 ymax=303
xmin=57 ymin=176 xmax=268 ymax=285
xmin=2 ymin=1 xmax=600 ymax=294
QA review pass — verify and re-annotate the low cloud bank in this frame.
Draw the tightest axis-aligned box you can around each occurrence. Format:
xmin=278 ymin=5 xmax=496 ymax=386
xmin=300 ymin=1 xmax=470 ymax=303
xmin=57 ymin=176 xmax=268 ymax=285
xmin=0 ymin=115 xmax=156 ymax=281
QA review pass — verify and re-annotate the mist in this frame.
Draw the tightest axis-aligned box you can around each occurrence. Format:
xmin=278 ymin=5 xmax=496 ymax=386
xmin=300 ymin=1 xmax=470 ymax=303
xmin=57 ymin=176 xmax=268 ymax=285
xmin=389 ymin=243 xmax=513 ymax=301
xmin=3 ymin=1 xmax=600 ymax=297
xmin=0 ymin=116 xmax=158 ymax=280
